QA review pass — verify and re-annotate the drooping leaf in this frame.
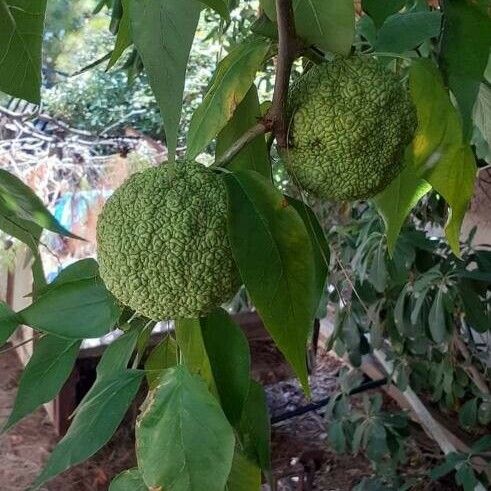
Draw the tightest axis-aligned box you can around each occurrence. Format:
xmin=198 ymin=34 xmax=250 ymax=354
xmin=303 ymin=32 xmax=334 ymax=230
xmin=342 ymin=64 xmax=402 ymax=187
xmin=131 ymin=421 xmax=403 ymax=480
xmin=187 ymin=38 xmax=271 ymax=159
xmin=216 ymin=86 xmax=271 ymax=179
xmin=145 ymin=336 xmax=178 ymax=389
xmin=223 ymin=170 xmax=316 ymax=390
xmin=408 ymin=59 xmax=477 ymax=254
xmin=428 ymin=289 xmax=447 ymax=343
xmin=375 ymin=11 xmax=442 ymax=54
xmin=238 ymin=380 xmax=271 ymax=476
xmin=201 ymin=308 xmax=251 ymax=426
xmin=107 ymin=0 xmax=132 ymax=69
xmin=0 ymin=169 xmax=79 ymax=239
xmin=0 ymin=302 xmax=18 ymax=348
xmin=3 ymin=335 xmax=80 ymax=432
xmin=0 ymin=203 xmax=41 ymax=253
xmin=440 ymin=0 xmax=491 ymax=141
xmin=373 ymin=163 xmax=431 ymax=254
xmin=33 ymin=370 xmax=144 ymax=489
xmin=136 ymin=366 xmax=235 ymax=491
xmin=460 ymin=280 xmax=491 ymax=333
xmin=19 ymin=277 xmax=121 ymax=339
xmin=362 ymin=0 xmax=405 ymax=28
xmin=129 ymin=0 xmax=201 ymax=160
xmin=225 ymin=449 xmax=261 ymax=491
xmin=0 ymin=0 xmax=47 ymax=103
xmin=109 ymin=468 xmax=147 ymax=491
xmin=201 ymin=0 xmax=230 ymax=20
xmin=261 ymin=0 xmax=354 ymax=55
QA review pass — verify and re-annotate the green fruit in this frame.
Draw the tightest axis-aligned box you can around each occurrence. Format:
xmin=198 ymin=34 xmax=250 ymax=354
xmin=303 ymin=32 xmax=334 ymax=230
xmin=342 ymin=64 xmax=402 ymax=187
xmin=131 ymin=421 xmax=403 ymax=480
xmin=97 ymin=161 xmax=239 ymax=320
xmin=282 ymin=56 xmax=417 ymax=201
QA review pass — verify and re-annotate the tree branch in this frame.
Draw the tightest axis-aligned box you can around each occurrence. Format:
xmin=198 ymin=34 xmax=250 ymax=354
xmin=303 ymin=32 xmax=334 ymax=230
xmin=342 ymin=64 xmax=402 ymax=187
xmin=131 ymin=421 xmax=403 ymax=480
xmin=214 ymin=0 xmax=299 ymax=167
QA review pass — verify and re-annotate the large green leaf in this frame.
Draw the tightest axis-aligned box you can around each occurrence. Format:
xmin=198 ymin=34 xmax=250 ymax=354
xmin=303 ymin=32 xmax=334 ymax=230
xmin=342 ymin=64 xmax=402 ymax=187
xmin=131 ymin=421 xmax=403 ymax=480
xmin=0 ymin=0 xmax=47 ymax=103
xmin=216 ymin=86 xmax=271 ymax=179
xmin=361 ymin=0 xmax=405 ymax=29
xmin=375 ymin=11 xmax=442 ymax=54
xmin=19 ymin=276 xmax=121 ymax=339
xmin=201 ymin=309 xmax=251 ymax=426
xmin=187 ymin=38 xmax=271 ymax=159
xmin=145 ymin=336 xmax=178 ymax=389
xmin=33 ymin=370 xmax=144 ymax=489
xmin=129 ymin=0 xmax=201 ymax=160
xmin=225 ymin=450 xmax=261 ymax=491
xmin=0 ymin=204 xmax=41 ymax=253
xmin=373 ymin=163 xmax=431 ymax=254
xmin=109 ymin=468 xmax=147 ymax=491
xmin=0 ymin=302 xmax=18 ymax=348
xmin=224 ymin=170 xmax=315 ymax=390
xmin=136 ymin=366 xmax=235 ymax=491
xmin=107 ymin=0 xmax=132 ymax=69
xmin=408 ymin=59 xmax=477 ymax=254
xmin=3 ymin=335 xmax=80 ymax=432
xmin=96 ymin=328 xmax=141 ymax=377
xmin=0 ymin=169 xmax=79 ymax=239
xmin=440 ymin=0 xmax=491 ymax=141
xmin=238 ymin=380 xmax=271 ymax=476
xmin=261 ymin=0 xmax=354 ymax=55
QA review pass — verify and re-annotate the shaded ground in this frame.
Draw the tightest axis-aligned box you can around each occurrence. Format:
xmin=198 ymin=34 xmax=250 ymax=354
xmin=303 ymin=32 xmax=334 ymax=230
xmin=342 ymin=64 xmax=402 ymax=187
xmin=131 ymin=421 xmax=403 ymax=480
xmin=1 ymin=346 xmax=457 ymax=490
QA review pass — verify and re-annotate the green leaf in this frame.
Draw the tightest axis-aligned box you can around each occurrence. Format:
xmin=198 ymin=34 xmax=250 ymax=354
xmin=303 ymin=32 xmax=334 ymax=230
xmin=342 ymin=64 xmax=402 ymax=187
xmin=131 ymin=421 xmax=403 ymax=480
xmin=408 ymin=59 xmax=477 ymax=254
xmin=136 ymin=366 xmax=235 ymax=491
xmin=129 ymin=0 xmax=201 ymax=160
xmin=201 ymin=0 xmax=230 ymax=20
xmin=261 ymin=0 xmax=354 ymax=55
xmin=430 ymin=452 xmax=466 ymax=479
xmin=362 ymin=0 xmax=405 ymax=29
xmin=3 ymin=335 xmax=80 ymax=432
xmin=373 ymin=163 xmax=431 ymax=254
xmin=459 ymin=398 xmax=478 ymax=428
xmin=0 ymin=0 xmax=47 ymax=103
xmin=471 ymin=434 xmax=491 ymax=453
xmin=0 ymin=302 xmax=18 ymax=348
xmin=107 ymin=0 xmax=132 ymax=70
xmin=0 ymin=169 xmax=79 ymax=239
xmin=287 ymin=197 xmax=330 ymax=316
xmin=440 ymin=0 xmax=491 ymax=141
xmin=187 ymin=38 xmax=271 ymax=159
xmin=0 ymin=201 xmax=41 ymax=253
xmin=225 ymin=450 xmax=261 ymax=491
xmin=109 ymin=468 xmax=147 ymax=491
xmin=328 ymin=420 xmax=346 ymax=453
xmin=238 ymin=380 xmax=272 ymax=476
xmin=375 ymin=11 xmax=442 ymax=54
xmin=428 ymin=290 xmax=447 ymax=344
xmin=33 ymin=370 xmax=144 ymax=489
xmin=19 ymin=277 xmax=121 ymax=339
xmin=455 ymin=463 xmax=478 ymax=491
xmin=145 ymin=336 xmax=178 ymax=390
xmin=223 ymin=170 xmax=316 ymax=390
xmin=460 ymin=280 xmax=491 ymax=333
xmin=216 ymin=86 xmax=271 ymax=179
xmin=201 ymin=309 xmax=251 ymax=427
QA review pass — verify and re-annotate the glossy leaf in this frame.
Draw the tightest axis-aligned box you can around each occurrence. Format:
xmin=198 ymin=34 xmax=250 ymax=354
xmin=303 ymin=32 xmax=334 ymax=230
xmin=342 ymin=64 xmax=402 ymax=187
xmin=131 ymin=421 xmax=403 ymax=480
xmin=261 ymin=0 xmax=354 ymax=55
xmin=373 ymin=163 xmax=431 ymax=254
xmin=408 ymin=60 xmax=477 ymax=254
xmin=0 ymin=202 xmax=41 ymax=252
xmin=201 ymin=308 xmax=251 ymax=426
xmin=107 ymin=0 xmax=132 ymax=69
xmin=109 ymin=468 xmax=147 ymax=491
xmin=3 ymin=335 xmax=80 ymax=432
xmin=375 ymin=12 xmax=442 ymax=54
xmin=33 ymin=370 xmax=144 ymax=489
xmin=440 ymin=0 xmax=491 ymax=141
xmin=238 ymin=380 xmax=271 ymax=475
xmin=129 ymin=0 xmax=201 ymax=160
xmin=187 ymin=37 xmax=271 ymax=159
xmin=136 ymin=366 xmax=235 ymax=491
xmin=225 ymin=450 xmax=261 ymax=491
xmin=216 ymin=86 xmax=271 ymax=179
xmin=19 ymin=277 xmax=121 ymax=339
xmin=145 ymin=336 xmax=177 ymax=389
xmin=362 ymin=0 xmax=405 ymax=28
xmin=0 ymin=169 xmax=79 ymax=239
xmin=224 ymin=170 xmax=315 ymax=390
xmin=0 ymin=0 xmax=47 ymax=102
xmin=0 ymin=302 xmax=18 ymax=348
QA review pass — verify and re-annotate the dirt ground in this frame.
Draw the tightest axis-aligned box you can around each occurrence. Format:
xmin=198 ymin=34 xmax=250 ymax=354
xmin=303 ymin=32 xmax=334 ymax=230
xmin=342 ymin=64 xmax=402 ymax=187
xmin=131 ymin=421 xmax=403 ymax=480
xmin=0 ymin=345 xmax=457 ymax=491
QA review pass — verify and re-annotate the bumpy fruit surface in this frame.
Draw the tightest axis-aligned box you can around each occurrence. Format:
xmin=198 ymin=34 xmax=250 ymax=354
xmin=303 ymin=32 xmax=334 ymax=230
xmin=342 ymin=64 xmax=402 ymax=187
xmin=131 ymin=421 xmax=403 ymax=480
xmin=283 ymin=56 xmax=417 ymax=201
xmin=97 ymin=161 xmax=239 ymax=320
